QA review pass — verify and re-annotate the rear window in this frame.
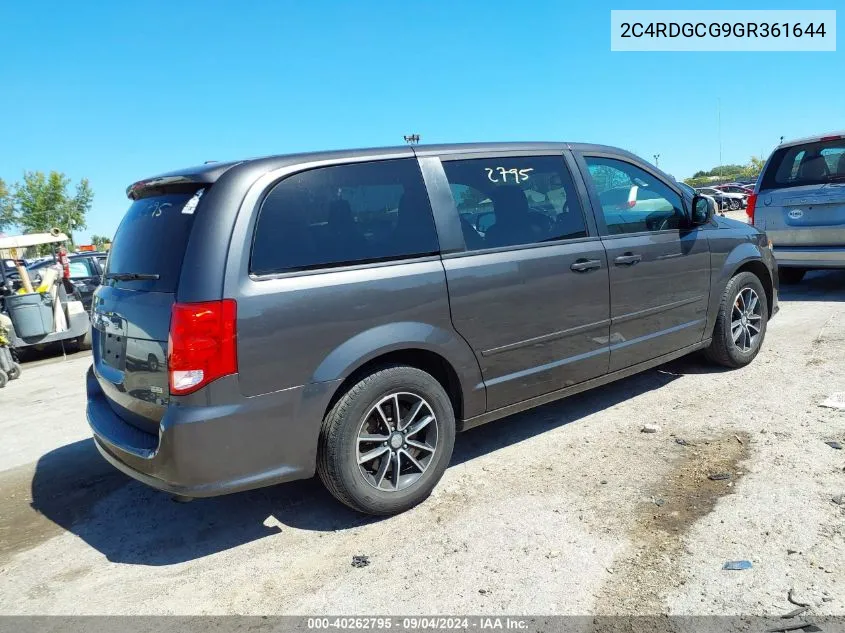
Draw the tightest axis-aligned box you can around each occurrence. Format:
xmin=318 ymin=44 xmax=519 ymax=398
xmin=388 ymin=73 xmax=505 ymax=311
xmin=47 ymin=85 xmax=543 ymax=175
xmin=762 ymin=137 xmax=845 ymax=190
xmin=251 ymin=159 xmax=438 ymax=275
xmin=105 ymin=189 xmax=205 ymax=292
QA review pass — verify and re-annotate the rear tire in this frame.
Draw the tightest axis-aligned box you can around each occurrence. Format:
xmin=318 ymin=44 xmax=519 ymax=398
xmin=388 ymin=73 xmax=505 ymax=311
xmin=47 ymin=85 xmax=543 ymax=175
xmin=778 ymin=267 xmax=806 ymax=285
xmin=76 ymin=330 xmax=92 ymax=351
xmin=317 ymin=365 xmax=456 ymax=515
xmin=7 ymin=362 xmax=21 ymax=380
xmin=704 ymin=271 xmax=768 ymax=368
xmin=729 ymin=198 xmax=740 ymax=211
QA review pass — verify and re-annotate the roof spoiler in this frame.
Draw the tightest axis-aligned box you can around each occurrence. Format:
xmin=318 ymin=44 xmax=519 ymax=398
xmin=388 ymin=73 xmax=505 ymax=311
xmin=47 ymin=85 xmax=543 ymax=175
xmin=126 ymin=161 xmax=243 ymax=199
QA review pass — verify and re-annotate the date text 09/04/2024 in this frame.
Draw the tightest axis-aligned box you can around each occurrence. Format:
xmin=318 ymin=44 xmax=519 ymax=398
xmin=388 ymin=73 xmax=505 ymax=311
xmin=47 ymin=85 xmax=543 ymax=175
xmin=306 ymin=617 xmax=530 ymax=630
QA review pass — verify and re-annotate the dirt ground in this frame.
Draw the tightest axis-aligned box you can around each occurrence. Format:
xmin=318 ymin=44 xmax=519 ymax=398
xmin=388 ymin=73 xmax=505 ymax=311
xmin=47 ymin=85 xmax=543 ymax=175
xmin=0 ymin=270 xmax=843 ymax=617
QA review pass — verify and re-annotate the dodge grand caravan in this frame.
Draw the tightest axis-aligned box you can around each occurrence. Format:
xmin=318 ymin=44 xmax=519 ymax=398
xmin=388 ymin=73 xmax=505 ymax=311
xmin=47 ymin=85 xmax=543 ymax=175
xmin=750 ymin=132 xmax=845 ymax=284
xmin=87 ymin=142 xmax=778 ymax=515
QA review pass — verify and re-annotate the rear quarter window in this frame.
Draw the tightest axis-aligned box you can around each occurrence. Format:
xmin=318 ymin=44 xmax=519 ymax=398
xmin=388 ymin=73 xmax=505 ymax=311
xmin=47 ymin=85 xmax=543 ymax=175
xmin=250 ymin=159 xmax=439 ymax=275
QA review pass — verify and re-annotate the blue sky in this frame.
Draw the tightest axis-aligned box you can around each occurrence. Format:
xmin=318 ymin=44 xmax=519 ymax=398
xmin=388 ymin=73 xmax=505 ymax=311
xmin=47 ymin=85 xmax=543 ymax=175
xmin=1 ymin=0 xmax=842 ymax=241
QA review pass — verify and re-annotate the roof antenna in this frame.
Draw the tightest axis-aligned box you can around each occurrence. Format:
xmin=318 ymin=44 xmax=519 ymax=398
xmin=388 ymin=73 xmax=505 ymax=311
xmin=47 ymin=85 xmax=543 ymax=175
xmin=403 ymin=134 xmax=420 ymax=145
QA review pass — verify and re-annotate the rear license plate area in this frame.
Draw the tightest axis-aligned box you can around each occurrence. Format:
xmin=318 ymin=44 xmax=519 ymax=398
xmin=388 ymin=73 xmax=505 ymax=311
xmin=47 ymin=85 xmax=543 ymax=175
xmin=101 ymin=331 xmax=127 ymax=370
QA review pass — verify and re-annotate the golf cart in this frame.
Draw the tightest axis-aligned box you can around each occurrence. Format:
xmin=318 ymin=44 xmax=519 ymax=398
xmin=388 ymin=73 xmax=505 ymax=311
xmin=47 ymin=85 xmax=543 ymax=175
xmin=0 ymin=231 xmax=91 ymax=358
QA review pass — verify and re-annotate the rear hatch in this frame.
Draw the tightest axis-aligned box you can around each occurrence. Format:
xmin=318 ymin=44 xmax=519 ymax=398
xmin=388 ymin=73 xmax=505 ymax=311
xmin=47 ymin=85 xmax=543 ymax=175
xmin=755 ymin=137 xmax=845 ymax=246
xmin=92 ymin=183 xmax=207 ymax=434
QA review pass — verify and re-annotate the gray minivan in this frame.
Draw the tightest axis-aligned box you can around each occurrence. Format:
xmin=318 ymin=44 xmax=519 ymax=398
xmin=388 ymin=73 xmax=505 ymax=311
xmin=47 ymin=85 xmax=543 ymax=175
xmin=751 ymin=132 xmax=845 ymax=283
xmin=87 ymin=142 xmax=778 ymax=515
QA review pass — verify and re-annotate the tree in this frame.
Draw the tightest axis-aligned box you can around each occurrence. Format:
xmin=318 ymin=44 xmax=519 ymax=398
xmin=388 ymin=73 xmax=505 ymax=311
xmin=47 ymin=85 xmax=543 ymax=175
xmin=89 ymin=234 xmax=110 ymax=249
xmin=740 ymin=156 xmax=765 ymax=180
xmin=0 ymin=178 xmax=14 ymax=231
xmin=684 ymin=157 xmax=764 ymax=187
xmin=10 ymin=171 xmax=93 ymax=247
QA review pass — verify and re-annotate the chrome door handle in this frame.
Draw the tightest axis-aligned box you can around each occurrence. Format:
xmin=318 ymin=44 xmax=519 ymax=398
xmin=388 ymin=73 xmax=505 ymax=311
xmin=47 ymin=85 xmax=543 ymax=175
xmin=614 ymin=253 xmax=642 ymax=266
xmin=570 ymin=259 xmax=602 ymax=272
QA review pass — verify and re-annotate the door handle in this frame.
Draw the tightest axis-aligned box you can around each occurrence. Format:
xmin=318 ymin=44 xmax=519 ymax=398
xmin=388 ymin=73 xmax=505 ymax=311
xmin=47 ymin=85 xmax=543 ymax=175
xmin=570 ymin=259 xmax=602 ymax=272
xmin=614 ymin=253 xmax=642 ymax=266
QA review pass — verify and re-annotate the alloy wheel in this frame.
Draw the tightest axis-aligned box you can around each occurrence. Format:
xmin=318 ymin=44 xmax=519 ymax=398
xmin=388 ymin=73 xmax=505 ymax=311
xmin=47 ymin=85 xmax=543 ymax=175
xmin=731 ymin=287 xmax=763 ymax=352
xmin=356 ymin=392 xmax=438 ymax=492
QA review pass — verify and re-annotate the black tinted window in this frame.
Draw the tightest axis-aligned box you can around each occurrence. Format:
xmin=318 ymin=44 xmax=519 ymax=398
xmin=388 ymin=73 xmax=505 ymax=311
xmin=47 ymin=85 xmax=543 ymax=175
xmin=585 ymin=157 xmax=685 ymax=235
xmin=762 ymin=137 xmax=845 ymax=190
xmin=106 ymin=189 xmax=204 ymax=292
xmin=251 ymin=159 xmax=438 ymax=275
xmin=442 ymin=156 xmax=587 ymax=250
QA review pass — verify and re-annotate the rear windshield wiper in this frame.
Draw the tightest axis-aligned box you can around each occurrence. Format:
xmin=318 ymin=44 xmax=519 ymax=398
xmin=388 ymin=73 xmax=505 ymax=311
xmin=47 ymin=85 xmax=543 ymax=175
xmin=104 ymin=272 xmax=160 ymax=281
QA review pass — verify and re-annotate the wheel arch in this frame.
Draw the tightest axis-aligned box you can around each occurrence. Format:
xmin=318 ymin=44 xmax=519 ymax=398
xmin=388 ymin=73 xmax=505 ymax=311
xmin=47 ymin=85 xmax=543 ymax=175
xmin=733 ymin=259 xmax=774 ymax=318
xmin=323 ymin=348 xmax=467 ymax=424
xmin=312 ymin=322 xmax=486 ymax=423
xmin=707 ymin=243 xmax=774 ymax=338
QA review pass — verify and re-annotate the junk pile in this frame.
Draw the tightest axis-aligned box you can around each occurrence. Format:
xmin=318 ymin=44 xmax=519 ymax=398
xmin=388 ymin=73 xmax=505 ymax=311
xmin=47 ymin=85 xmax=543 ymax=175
xmin=6 ymin=255 xmax=72 ymax=339
xmin=0 ymin=232 xmax=90 ymax=356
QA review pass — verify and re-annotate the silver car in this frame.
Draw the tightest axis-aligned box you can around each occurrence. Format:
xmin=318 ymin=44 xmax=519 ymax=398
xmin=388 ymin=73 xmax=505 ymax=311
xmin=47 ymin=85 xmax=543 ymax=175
xmin=751 ymin=132 xmax=845 ymax=283
xmin=697 ymin=187 xmax=745 ymax=211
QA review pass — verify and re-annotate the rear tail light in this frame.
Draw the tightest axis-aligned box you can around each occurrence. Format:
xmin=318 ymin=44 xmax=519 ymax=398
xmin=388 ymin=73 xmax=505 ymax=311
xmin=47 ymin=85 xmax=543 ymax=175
xmin=168 ymin=300 xmax=237 ymax=395
xmin=746 ymin=193 xmax=757 ymax=224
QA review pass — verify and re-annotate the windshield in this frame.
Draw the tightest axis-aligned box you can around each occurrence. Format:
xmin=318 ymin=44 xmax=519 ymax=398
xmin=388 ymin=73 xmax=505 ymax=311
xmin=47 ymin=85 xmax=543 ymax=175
xmin=762 ymin=137 xmax=845 ymax=190
xmin=104 ymin=189 xmax=205 ymax=292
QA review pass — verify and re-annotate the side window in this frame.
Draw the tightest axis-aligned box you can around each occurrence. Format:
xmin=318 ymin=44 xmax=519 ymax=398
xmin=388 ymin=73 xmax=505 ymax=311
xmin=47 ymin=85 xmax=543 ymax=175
xmin=441 ymin=156 xmax=587 ymax=251
xmin=776 ymin=149 xmax=806 ymax=182
xmin=68 ymin=258 xmax=94 ymax=278
xmin=251 ymin=159 xmax=439 ymax=275
xmin=584 ymin=157 xmax=685 ymax=235
xmin=821 ymin=146 xmax=845 ymax=175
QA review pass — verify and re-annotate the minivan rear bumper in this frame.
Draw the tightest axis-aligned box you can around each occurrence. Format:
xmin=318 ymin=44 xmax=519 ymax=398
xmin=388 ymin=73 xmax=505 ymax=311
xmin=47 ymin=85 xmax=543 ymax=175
xmin=773 ymin=246 xmax=845 ymax=268
xmin=86 ymin=366 xmax=340 ymax=497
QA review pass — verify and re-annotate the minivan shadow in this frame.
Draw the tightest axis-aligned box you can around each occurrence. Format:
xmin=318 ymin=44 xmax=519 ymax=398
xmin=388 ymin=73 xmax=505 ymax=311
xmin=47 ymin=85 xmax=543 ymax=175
xmin=778 ymin=269 xmax=845 ymax=302
xmin=29 ymin=356 xmax=718 ymax=566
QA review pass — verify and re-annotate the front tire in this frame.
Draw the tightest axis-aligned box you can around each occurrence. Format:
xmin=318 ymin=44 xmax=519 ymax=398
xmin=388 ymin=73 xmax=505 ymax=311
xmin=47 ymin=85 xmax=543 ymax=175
xmin=779 ymin=267 xmax=806 ymax=284
xmin=317 ymin=365 xmax=456 ymax=515
xmin=729 ymin=198 xmax=740 ymax=211
xmin=704 ymin=271 xmax=768 ymax=368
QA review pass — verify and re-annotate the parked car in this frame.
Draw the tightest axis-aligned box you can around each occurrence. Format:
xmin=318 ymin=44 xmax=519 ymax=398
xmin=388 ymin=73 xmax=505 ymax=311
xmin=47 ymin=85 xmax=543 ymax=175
xmin=677 ymin=181 xmax=716 ymax=209
xmin=714 ymin=184 xmax=754 ymax=197
xmin=697 ymin=187 xmax=745 ymax=210
xmin=750 ymin=132 xmax=845 ymax=284
xmin=87 ymin=142 xmax=778 ymax=515
xmin=26 ymin=251 xmax=106 ymax=311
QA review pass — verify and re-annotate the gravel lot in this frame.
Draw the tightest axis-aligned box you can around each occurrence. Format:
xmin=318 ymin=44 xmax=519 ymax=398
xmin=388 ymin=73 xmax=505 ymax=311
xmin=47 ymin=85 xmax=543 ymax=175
xmin=1 ymin=270 xmax=843 ymax=617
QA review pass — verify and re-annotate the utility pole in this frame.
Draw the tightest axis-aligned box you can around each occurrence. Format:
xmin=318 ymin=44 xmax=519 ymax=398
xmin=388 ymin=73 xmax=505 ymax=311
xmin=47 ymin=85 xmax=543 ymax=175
xmin=653 ymin=153 xmax=660 ymax=167
xmin=718 ymin=98 xmax=723 ymax=182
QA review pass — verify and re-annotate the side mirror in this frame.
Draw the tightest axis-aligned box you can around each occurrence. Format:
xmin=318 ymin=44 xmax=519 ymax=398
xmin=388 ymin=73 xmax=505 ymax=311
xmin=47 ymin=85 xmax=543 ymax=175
xmin=691 ymin=194 xmax=714 ymax=225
